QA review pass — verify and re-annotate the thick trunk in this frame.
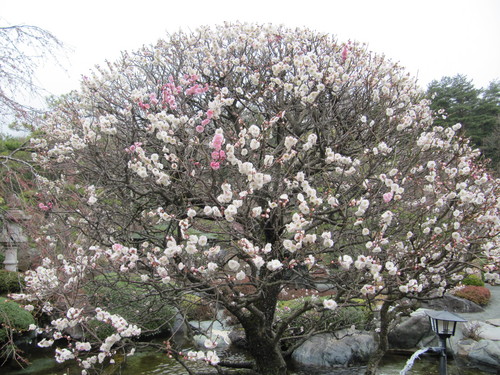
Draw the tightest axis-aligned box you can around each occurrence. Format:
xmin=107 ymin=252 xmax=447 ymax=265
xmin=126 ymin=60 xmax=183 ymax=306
xmin=239 ymin=283 xmax=288 ymax=375
xmin=365 ymin=300 xmax=391 ymax=375
xmin=246 ymin=326 xmax=288 ymax=375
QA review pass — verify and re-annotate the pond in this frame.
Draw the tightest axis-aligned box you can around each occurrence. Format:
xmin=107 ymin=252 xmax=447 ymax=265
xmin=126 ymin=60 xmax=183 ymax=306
xmin=2 ymin=346 xmax=492 ymax=375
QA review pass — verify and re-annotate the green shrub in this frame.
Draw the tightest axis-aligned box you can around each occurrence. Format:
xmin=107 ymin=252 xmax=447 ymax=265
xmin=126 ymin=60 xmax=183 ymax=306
xmin=275 ymin=297 xmax=370 ymax=350
xmin=0 ymin=297 xmax=35 ymax=342
xmin=454 ymin=286 xmax=491 ymax=306
xmin=181 ymin=294 xmax=216 ymax=321
xmin=462 ymin=274 xmax=485 ymax=287
xmin=87 ymin=319 xmax=116 ymax=341
xmin=0 ymin=253 xmax=5 ymax=268
xmin=0 ymin=270 xmax=25 ymax=295
xmin=87 ymin=274 xmax=176 ymax=338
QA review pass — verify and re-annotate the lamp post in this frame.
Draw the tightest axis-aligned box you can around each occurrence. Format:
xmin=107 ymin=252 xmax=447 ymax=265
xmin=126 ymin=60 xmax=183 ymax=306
xmin=426 ymin=310 xmax=467 ymax=375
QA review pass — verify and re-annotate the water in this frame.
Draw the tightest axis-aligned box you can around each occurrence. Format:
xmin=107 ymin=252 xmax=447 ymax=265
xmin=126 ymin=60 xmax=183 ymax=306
xmin=1 ymin=347 xmax=493 ymax=375
xmin=399 ymin=347 xmax=431 ymax=375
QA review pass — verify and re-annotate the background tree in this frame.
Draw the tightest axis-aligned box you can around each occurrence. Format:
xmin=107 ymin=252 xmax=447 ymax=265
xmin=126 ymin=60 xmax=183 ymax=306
xmin=427 ymin=75 xmax=500 ymax=172
xmin=481 ymin=80 xmax=500 ymax=172
xmin=0 ymin=24 xmax=63 ymax=130
xmin=0 ymin=22 xmax=64 ymax=243
xmin=14 ymin=24 xmax=500 ymax=375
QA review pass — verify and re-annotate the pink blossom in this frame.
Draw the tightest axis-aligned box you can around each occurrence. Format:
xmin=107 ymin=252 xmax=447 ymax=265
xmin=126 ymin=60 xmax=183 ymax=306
xmin=185 ymin=84 xmax=209 ymax=96
xmin=149 ymin=94 xmax=158 ymax=105
xmin=210 ymin=161 xmax=220 ymax=170
xmin=206 ymin=109 xmax=214 ymax=119
xmin=342 ymin=45 xmax=348 ymax=62
xmin=383 ymin=192 xmax=393 ymax=203
xmin=212 ymin=134 xmax=224 ymax=150
xmin=196 ymin=125 xmax=205 ymax=133
xmin=112 ymin=243 xmax=123 ymax=252
xmin=201 ymin=118 xmax=211 ymax=126
xmin=38 ymin=202 xmax=52 ymax=211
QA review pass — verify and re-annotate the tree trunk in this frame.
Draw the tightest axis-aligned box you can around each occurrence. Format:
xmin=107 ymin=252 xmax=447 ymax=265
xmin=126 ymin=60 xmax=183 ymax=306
xmin=365 ymin=300 xmax=392 ymax=375
xmin=245 ymin=326 xmax=288 ymax=375
xmin=239 ymin=283 xmax=288 ymax=375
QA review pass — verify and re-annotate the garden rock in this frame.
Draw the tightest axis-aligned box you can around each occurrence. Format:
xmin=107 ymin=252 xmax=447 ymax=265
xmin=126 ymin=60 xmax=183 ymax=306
xmin=456 ymin=339 xmax=500 ymax=372
xmin=171 ymin=312 xmax=188 ymax=340
xmin=189 ymin=320 xmax=231 ymax=349
xmin=388 ymin=314 xmax=433 ymax=349
xmin=421 ymin=294 xmax=484 ymax=313
xmin=486 ymin=318 xmax=500 ymax=327
xmin=292 ymin=330 xmax=376 ymax=367
xmin=473 ymin=321 xmax=500 ymax=341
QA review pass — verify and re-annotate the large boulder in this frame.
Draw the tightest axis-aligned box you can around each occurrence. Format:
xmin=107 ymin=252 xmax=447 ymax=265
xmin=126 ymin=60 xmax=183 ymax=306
xmin=292 ymin=330 xmax=376 ymax=367
xmin=388 ymin=313 xmax=434 ymax=349
xmin=422 ymin=294 xmax=484 ymax=313
xmin=456 ymin=339 xmax=500 ymax=372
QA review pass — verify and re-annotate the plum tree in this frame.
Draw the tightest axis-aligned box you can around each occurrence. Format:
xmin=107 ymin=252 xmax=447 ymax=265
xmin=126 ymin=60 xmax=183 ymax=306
xmin=15 ymin=23 xmax=499 ymax=375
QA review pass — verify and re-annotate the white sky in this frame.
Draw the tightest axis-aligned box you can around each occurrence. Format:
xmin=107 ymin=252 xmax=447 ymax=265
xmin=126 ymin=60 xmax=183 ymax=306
xmin=1 ymin=0 xmax=500 ymax=134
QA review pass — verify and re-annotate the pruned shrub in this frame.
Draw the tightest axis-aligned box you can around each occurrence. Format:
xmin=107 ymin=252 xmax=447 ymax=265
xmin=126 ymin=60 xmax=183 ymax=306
xmin=86 ymin=274 xmax=176 ymax=337
xmin=454 ymin=286 xmax=491 ymax=306
xmin=462 ymin=274 xmax=485 ymax=287
xmin=0 ymin=270 xmax=25 ymax=295
xmin=0 ymin=297 xmax=35 ymax=342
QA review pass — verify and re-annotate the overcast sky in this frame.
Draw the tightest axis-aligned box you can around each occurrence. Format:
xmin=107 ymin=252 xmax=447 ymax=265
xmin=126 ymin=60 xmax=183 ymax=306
xmin=2 ymin=0 xmax=500 ymax=133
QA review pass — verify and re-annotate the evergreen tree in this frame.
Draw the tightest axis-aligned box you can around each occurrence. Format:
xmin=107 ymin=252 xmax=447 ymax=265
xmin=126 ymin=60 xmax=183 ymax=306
xmin=427 ymin=75 xmax=500 ymax=172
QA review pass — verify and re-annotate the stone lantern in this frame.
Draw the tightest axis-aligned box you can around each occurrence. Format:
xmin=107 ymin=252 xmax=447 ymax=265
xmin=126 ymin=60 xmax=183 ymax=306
xmin=1 ymin=209 xmax=30 ymax=271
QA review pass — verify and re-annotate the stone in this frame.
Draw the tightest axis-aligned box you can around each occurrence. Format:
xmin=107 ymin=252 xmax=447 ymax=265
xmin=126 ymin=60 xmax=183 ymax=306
xmin=475 ymin=322 xmax=500 ymax=341
xmin=388 ymin=314 xmax=433 ymax=349
xmin=421 ymin=294 xmax=484 ymax=313
xmin=456 ymin=338 xmax=500 ymax=371
xmin=171 ymin=312 xmax=188 ymax=339
xmin=292 ymin=331 xmax=376 ymax=367
xmin=486 ymin=318 xmax=500 ymax=327
xmin=189 ymin=320 xmax=231 ymax=349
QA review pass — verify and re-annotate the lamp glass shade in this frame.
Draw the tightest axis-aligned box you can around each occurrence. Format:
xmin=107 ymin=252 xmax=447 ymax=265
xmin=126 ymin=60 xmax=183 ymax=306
xmin=426 ymin=310 xmax=467 ymax=337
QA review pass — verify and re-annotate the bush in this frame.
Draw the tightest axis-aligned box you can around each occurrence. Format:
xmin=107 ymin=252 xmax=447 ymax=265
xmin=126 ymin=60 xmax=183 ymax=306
xmin=0 ymin=297 xmax=35 ymax=342
xmin=181 ymin=294 xmax=216 ymax=321
xmin=87 ymin=274 xmax=177 ymax=338
xmin=275 ymin=297 xmax=371 ymax=350
xmin=0 ymin=253 xmax=4 ymax=268
xmin=0 ymin=270 xmax=25 ymax=295
xmin=454 ymin=286 xmax=491 ymax=306
xmin=462 ymin=274 xmax=485 ymax=287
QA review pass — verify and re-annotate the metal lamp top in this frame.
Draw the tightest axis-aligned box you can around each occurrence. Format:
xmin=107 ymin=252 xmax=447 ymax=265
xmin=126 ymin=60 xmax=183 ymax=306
xmin=426 ymin=310 xmax=467 ymax=323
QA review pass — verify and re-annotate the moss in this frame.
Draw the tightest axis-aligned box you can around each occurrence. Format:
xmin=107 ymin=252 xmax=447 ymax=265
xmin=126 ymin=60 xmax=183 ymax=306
xmin=462 ymin=274 xmax=485 ymax=287
xmin=0 ymin=297 xmax=35 ymax=342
